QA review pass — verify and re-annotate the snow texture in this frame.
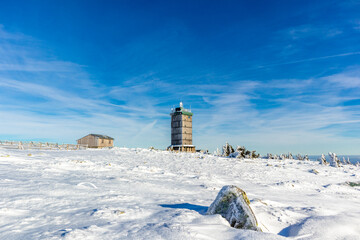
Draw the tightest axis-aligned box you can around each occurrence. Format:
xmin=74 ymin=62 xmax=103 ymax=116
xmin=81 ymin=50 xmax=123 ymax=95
xmin=0 ymin=148 xmax=360 ymax=239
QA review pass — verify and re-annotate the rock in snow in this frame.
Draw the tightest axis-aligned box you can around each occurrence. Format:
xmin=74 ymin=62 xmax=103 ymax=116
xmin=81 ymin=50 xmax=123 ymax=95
xmin=207 ymin=185 xmax=260 ymax=231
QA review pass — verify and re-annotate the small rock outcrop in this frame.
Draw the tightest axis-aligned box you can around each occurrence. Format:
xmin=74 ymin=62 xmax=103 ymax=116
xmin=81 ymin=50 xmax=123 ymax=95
xmin=309 ymin=169 xmax=319 ymax=175
xmin=207 ymin=185 xmax=260 ymax=231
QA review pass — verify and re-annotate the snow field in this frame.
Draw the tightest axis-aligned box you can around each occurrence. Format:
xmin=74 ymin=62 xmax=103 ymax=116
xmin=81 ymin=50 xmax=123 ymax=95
xmin=0 ymin=148 xmax=359 ymax=239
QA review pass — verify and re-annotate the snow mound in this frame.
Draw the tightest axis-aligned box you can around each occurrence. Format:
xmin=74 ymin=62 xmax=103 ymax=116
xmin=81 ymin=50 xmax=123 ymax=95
xmin=279 ymin=213 xmax=360 ymax=239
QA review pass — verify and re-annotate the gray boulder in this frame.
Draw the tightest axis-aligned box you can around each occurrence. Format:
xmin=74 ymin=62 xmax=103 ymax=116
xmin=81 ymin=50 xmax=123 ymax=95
xmin=207 ymin=185 xmax=260 ymax=231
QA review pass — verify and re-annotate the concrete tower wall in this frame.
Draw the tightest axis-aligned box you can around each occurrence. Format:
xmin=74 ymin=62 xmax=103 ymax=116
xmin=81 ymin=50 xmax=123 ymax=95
xmin=171 ymin=114 xmax=183 ymax=145
xmin=171 ymin=113 xmax=193 ymax=145
xmin=181 ymin=115 xmax=192 ymax=145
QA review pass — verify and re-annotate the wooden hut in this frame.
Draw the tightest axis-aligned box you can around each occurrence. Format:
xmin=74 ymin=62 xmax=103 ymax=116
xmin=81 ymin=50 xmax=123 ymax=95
xmin=77 ymin=134 xmax=114 ymax=148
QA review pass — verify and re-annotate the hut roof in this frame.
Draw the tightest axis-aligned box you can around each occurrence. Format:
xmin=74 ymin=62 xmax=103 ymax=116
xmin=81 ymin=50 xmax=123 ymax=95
xmin=76 ymin=134 xmax=114 ymax=141
xmin=89 ymin=134 xmax=114 ymax=140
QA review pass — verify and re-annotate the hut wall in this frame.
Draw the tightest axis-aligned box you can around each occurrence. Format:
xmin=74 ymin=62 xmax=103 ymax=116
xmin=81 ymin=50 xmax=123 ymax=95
xmin=77 ymin=135 xmax=98 ymax=148
xmin=77 ymin=135 xmax=114 ymax=148
xmin=97 ymin=138 xmax=114 ymax=148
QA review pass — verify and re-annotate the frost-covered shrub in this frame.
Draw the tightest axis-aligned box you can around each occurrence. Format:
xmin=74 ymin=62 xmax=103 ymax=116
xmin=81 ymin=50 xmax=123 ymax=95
xmin=236 ymin=146 xmax=246 ymax=159
xmin=222 ymin=142 xmax=235 ymax=157
xmin=328 ymin=152 xmax=341 ymax=168
xmin=235 ymin=146 xmax=252 ymax=159
xmin=296 ymin=154 xmax=304 ymax=160
xmin=214 ymin=148 xmax=222 ymax=156
xmin=222 ymin=143 xmax=229 ymax=157
xmin=221 ymin=143 xmax=259 ymax=159
xmin=267 ymin=153 xmax=273 ymax=159
xmin=304 ymin=155 xmax=309 ymax=161
xmin=342 ymin=157 xmax=351 ymax=165
xmin=251 ymin=151 xmax=260 ymax=159
xmin=319 ymin=154 xmax=328 ymax=165
xmin=278 ymin=153 xmax=294 ymax=160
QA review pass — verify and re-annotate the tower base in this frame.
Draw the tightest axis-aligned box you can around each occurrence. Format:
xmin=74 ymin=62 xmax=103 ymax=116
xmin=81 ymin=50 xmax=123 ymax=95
xmin=168 ymin=145 xmax=196 ymax=153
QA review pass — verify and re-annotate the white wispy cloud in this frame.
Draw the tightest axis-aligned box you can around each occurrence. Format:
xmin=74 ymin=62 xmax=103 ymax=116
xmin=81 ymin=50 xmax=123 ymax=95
xmin=0 ymin=24 xmax=25 ymax=40
xmin=0 ymin=27 xmax=166 ymax=148
xmin=285 ymin=24 xmax=342 ymax=40
xmin=257 ymin=52 xmax=360 ymax=69
xmin=1 ymin=25 xmax=360 ymax=154
xmin=0 ymin=61 xmax=84 ymax=72
xmin=325 ymin=69 xmax=360 ymax=88
xmin=353 ymin=20 xmax=360 ymax=31
xmin=181 ymin=68 xmax=360 ymax=154
xmin=105 ymin=67 xmax=360 ymax=154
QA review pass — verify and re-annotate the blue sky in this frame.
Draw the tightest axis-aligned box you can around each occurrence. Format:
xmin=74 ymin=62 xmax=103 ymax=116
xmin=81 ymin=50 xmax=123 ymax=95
xmin=1 ymin=0 xmax=360 ymax=154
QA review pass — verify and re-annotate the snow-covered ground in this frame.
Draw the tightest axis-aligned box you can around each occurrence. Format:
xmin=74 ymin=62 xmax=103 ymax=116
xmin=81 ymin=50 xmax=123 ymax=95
xmin=0 ymin=148 xmax=359 ymax=239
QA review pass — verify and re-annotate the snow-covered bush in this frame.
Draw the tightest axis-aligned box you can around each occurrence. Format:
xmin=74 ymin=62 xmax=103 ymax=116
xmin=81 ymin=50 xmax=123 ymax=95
xmin=214 ymin=148 xmax=222 ymax=156
xmin=296 ymin=154 xmax=304 ymax=160
xmin=235 ymin=146 xmax=252 ymax=159
xmin=251 ymin=151 xmax=260 ymax=159
xmin=221 ymin=143 xmax=259 ymax=159
xmin=319 ymin=154 xmax=328 ymax=165
xmin=236 ymin=146 xmax=246 ymax=159
xmin=276 ymin=153 xmax=294 ymax=160
xmin=328 ymin=152 xmax=341 ymax=168
xmin=341 ymin=157 xmax=351 ymax=165
xmin=222 ymin=142 xmax=235 ymax=157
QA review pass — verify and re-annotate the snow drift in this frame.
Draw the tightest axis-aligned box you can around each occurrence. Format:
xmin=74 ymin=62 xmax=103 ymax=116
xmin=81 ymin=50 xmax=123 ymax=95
xmin=0 ymin=147 xmax=359 ymax=239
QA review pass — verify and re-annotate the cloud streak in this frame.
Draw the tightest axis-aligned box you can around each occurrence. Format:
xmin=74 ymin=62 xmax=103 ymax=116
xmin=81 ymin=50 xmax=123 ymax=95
xmin=0 ymin=27 xmax=167 ymax=148
xmin=1 ymin=20 xmax=360 ymax=154
xmin=257 ymin=51 xmax=360 ymax=69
